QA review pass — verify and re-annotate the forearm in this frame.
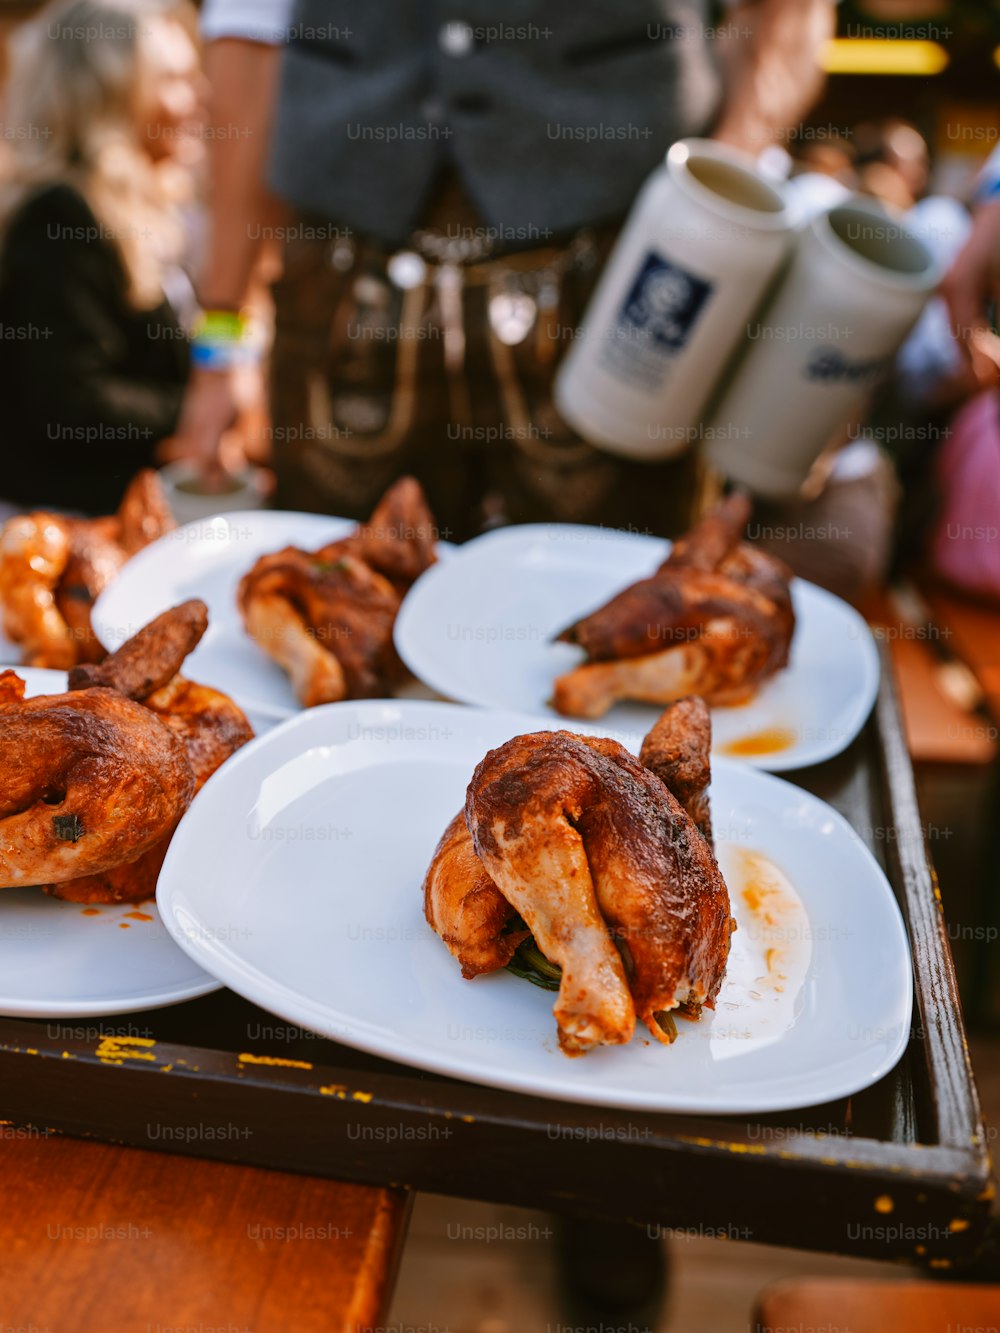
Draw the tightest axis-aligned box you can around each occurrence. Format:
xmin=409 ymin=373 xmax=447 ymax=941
xmin=712 ymin=0 xmax=835 ymax=156
xmin=198 ymin=37 xmax=288 ymax=310
xmin=942 ymin=198 xmax=1000 ymax=357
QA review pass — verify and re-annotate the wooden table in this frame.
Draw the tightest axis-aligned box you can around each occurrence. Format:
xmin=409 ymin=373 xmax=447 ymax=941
xmin=0 ymin=650 xmax=992 ymax=1301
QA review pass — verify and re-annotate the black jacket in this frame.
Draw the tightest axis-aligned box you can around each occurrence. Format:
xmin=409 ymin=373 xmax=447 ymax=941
xmin=0 ymin=183 xmax=189 ymax=513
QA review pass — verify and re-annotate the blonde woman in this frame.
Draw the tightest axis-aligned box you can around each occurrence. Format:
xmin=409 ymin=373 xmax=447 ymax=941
xmin=0 ymin=0 xmax=202 ymax=513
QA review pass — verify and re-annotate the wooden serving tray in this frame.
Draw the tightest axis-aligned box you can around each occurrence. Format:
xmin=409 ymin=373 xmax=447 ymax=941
xmin=0 ymin=647 xmax=992 ymax=1268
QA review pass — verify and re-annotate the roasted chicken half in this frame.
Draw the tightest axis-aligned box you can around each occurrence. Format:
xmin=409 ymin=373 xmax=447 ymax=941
xmin=237 ymin=477 xmax=438 ymax=706
xmin=0 ymin=599 xmax=253 ymax=903
xmin=423 ymin=697 xmax=734 ymax=1056
xmin=0 ymin=469 xmax=175 ymax=668
xmin=552 ymin=494 xmax=795 ymax=718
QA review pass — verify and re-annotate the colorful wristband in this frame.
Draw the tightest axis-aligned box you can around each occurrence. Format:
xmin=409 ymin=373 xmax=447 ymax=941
xmin=190 ymin=308 xmax=257 ymax=369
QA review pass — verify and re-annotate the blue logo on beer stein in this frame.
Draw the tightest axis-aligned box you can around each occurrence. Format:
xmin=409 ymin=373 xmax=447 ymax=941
xmin=619 ymin=252 xmax=713 ymax=351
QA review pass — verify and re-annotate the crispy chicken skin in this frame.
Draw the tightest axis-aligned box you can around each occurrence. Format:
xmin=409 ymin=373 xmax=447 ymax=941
xmin=664 ymin=492 xmax=749 ymax=572
xmin=0 ymin=470 xmax=175 ymax=669
xmin=115 ymin=468 xmax=176 ymax=557
xmin=356 ymin=475 xmax=439 ymax=587
xmin=423 ymin=812 xmax=527 ymax=979
xmin=53 ymin=516 xmax=126 ymax=664
xmin=423 ymin=698 xmax=733 ymax=1056
xmin=0 ymin=671 xmax=194 ymax=888
xmin=237 ymin=477 xmax=437 ymax=707
xmin=0 ymin=513 xmax=76 ymax=668
xmin=638 ymin=695 xmax=713 ymax=841
xmin=239 ymin=587 xmax=348 ymax=709
xmin=239 ymin=548 xmax=403 ymax=702
xmin=553 ymin=495 xmax=795 ymax=717
xmin=142 ymin=675 xmax=255 ymax=789
xmin=50 ymin=673 xmax=254 ymax=904
xmin=0 ymin=599 xmax=252 ymax=903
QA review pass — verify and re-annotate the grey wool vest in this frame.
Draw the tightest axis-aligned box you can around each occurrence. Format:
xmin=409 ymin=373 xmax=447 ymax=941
xmin=268 ymin=0 xmax=725 ymax=246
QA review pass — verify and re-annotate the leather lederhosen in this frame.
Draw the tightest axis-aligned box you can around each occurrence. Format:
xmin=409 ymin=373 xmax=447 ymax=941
xmin=268 ymin=175 xmax=708 ymax=541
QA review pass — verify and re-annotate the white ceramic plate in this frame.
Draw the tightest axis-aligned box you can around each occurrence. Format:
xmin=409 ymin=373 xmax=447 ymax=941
xmin=395 ymin=523 xmax=880 ymax=771
xmin=157 ymin=700 xmax=912 ymax=1114
xmin=0 ymin=667 xmax=221 ymax=1017
xmin=91 ymin=511 xmax=360 ymax=732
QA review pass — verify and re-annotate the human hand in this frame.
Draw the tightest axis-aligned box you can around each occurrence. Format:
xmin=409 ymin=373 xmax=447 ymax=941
xmin=159 ymin=366 xmax=240 ymax=476
xmin=941 ymin=199 xmax=1000 ymax=384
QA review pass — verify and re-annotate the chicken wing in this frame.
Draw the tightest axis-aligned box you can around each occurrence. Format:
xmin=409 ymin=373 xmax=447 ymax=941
xmin=664 ymin=492 xmax=750 ymax=571
xmin=638 ymin=694 xmax=713 ymax=841
xmin=116 ymin=467 xmax=176 ymax=557
xmin=357 ymin=475 xmax=439 ymax=587
xmin=68 ymin=598 xmax=209 ymax=699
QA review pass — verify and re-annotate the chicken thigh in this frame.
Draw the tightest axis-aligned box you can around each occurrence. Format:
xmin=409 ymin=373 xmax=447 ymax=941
xmin=238 ymin=477 xmax=438 ymax=706
xmin=553 ymin=495 xmax=795 ymax=718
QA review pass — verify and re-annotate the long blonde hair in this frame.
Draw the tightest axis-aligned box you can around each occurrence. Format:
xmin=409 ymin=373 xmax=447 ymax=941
xmin=0 ymin=0 xmax=190 ymax=308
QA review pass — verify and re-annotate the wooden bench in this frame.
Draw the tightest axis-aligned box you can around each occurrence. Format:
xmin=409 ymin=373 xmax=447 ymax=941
xmin=923 ymin=584 xmax=1000 ymax=724
xmin=754 ymin=1278 xmax=1000 ymax=1333
xmin=860 ymin=587 xmax=998 ymax=764
xmin=0 ymin=1132 xmax=410 ymax=1332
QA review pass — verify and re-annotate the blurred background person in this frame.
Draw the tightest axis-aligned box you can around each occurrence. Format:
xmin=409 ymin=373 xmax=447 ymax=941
xmin=0 ymin=0 xmax=203 ymax=515
xmin=177 ymin=0 xmax=836 ymax=541
xmin=792 ymin=131 xmax=858 ymax=188
xmin=921 ymin=143 xmax=1000 ymax=605
xmin=854 ymin=116 xmax=931 ymax=212
xmin=943 ymin=141 xmax=1000 ymax=393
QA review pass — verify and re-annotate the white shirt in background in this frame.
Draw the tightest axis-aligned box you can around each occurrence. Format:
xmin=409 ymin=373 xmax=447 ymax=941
xmin=199 ymin=0 xmax=293 ymax=44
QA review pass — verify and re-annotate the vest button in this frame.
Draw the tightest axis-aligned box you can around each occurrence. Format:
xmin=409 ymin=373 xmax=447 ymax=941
xmin=439 ymin=21 xmax=474 ymax=57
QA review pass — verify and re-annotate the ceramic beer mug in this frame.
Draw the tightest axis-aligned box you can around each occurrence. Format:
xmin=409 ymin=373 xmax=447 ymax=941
xmin=705 ymin=198 xmax=940 ymax=499
xmin=554 ymin=138 xmax=795 ymax=460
